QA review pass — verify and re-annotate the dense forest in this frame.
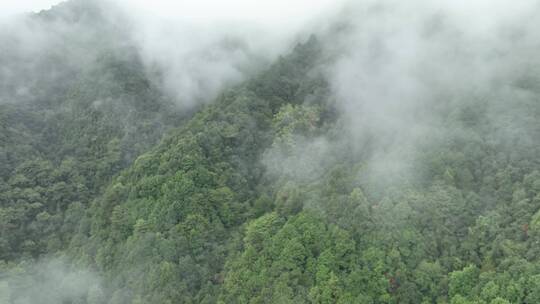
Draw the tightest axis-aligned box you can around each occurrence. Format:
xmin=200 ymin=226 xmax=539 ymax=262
xmin=1 ymin=1 xmax=540 ymax=303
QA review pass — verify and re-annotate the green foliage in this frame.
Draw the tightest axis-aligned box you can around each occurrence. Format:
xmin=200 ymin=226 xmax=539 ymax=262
xmin=219 ymin=212 xmax=365 ymax=304
xmin=2 ymin=5 xmax=540 ymax=303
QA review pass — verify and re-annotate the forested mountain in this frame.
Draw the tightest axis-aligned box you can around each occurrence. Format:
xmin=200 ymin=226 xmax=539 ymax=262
xmin=1 ymin=1 xmax=540 ymax=304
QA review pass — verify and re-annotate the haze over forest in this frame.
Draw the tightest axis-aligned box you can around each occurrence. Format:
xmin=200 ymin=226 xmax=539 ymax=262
xmin=1 ymin=1 xmax=540 ymax=303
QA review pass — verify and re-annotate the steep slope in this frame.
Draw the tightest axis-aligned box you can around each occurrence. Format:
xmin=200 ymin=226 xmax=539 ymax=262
xmin=2 ymin=1 xmax=540 ymax=304
xmin=67 ymin=37 xmax=325 ymax=303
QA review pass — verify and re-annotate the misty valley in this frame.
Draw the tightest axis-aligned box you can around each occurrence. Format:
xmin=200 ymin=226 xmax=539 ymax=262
xmin=1 ymin=0 xmax=540 ymax=303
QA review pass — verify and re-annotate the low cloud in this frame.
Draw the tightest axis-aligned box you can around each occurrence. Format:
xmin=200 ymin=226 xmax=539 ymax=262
xmin=322 ymin=0 xmax=540 ymax=188
xmin=0 ymin=258 xmax=104 ymax=304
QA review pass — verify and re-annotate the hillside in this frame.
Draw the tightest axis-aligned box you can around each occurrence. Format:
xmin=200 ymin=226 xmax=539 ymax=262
xmin=1 ymin=1 xmax=540 ymax=304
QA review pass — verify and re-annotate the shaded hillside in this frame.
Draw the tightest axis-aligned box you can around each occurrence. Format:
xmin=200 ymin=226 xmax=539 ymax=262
xmin=0 ymin=0 xmax=186 ymax=261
